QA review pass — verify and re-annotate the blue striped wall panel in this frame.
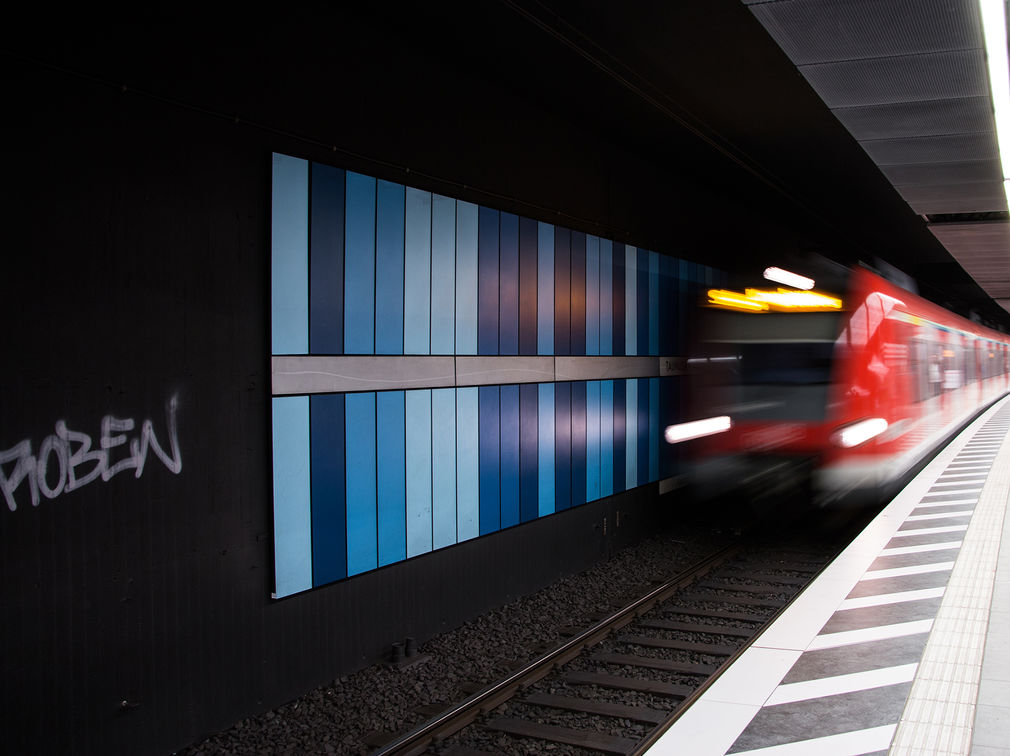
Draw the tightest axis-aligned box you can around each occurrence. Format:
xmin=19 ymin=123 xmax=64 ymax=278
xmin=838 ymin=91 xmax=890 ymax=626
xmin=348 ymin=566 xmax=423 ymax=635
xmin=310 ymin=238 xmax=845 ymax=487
xmin=478 ymin=386 xmax=500 ymax=534
xmin=478 ymin=207 xmax=500 ymax=355
xmin=625 ymin=379 xmax=638 ymax=490
xmin=518 ymin=217 xmax=538 ymax=355
xmin=377 ymin=391 xmax=406 ymax=566
xmin=375 ymin=180 xmax=405 ymax=355
xmin=345 ymin=392 xmax=377 ymax=576
xmin=649 ymin=251 xmax=659 ymax=357
xmin=660 ymin=377 xmax=678 ymax=479
xmin=600 ymin=380 xmax=614 ymax=497
xmin=456 ymin=387 xmax=480 ymax=540
xmin=456 ymin=201 xmax=479 ymax=355
xmin=554 ymin=382 xmax=572 ymax=511
xmin=637 ymin=378 xmax=649 ymax=487
xmin=637 ymin=248 xmax=649 ymax=356
xmin=344 ymin=172 xmax=377 ymax=354
xmin=500 ymin=384 xmax=520 ymax=528
xmin=537 ymin=383 xmax=555 ymax=517
xmin=310 ymin=394 xmax=346 ymax=586
xmin=586 ymin=235 xmax=600 ymax=356
xmin=659 ymin=254 xmax=677 ymax=356
xmin=613 ymin=379 xmax=626 ymax=492
xmin=600 ymin=239 xmax=613 ymax=356
xmin=404 ymin=188 xmax=432 ymax=354
xmin=406 ymin=390 xmax=433 ymax=557
xmin=537 ymin=222 xmax=554 ymax=355
xmin=519 ymin=383 xmax=539 ymax=523
xmin=271 ymin=154 xmax=309 ymax=355
xmin=612 ymin=244 xmax=625 ymax=356
xmin=272 ymin=396 xmax=312 ymax=597
xmin=499 ymin=213 xmax=519 ymax=356
xmin=432 ymin=388 xmax=457 ymax=549
xmin=309 ymin=162 xmax=344 ymax=354
xmin=586 ymin=381 xmax=601 ymax=502
xmin=649 ymin=377 xmax=660 ymax=482
xmin=570 ymin=381 xmax=587 ymax=507
xmin=570 ymin=231 xmax=587 ymax=356
xmin=554 ymin=228 xmax=571 ymax=356
xmin=625 ymin=245 xmax=638 ymax=356
xmin=431 ymin=195 xmax=456 ymax=355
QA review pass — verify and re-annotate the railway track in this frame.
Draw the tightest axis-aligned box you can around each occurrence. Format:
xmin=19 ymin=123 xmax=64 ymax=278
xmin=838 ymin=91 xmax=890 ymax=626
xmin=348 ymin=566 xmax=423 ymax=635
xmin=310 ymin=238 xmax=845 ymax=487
xmin=369 ymin=525 xmax=850 ymax=756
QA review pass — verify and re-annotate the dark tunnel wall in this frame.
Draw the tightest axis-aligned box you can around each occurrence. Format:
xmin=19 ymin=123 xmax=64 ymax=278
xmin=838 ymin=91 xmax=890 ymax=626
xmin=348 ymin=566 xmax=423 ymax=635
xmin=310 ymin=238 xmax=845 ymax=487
xmin=0 ymin=9 xmax=818 ymax=754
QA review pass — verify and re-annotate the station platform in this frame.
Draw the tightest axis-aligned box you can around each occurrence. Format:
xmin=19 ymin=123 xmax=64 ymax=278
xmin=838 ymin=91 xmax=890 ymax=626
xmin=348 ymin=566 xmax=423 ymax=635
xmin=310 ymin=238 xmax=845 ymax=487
xmin=648 ymin=394 xmax=1010 ymax=755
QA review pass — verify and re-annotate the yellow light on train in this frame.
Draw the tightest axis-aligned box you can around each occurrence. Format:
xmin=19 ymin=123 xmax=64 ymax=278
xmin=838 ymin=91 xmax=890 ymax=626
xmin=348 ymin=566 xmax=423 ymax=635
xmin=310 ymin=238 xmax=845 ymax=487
xmin=707 ymin=289 xmax=768 ymax=311
xmin=707 ymin=287 xmax=842 ymax=312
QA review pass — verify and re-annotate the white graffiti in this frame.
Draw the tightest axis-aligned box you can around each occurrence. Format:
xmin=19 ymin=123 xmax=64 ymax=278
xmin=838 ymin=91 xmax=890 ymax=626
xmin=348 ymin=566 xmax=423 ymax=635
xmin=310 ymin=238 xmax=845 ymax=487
xmin=0 ymin=395 xmax=182 ymax=512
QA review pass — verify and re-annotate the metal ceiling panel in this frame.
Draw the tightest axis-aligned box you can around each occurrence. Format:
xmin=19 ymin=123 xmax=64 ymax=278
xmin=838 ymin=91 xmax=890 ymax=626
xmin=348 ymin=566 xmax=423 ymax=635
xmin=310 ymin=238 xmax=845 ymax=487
xmin=832 ymin=97 xmax=993 ymax=141
xmin=860 ymin=133 xmax=998 ymax=166
xmin=898 ymin=182 xmax=1006 ymax=210
xmin=911 ymin=197 xmax=1008 ymax=215
xmin=881 ymin=160 xmax=1002 ymax=187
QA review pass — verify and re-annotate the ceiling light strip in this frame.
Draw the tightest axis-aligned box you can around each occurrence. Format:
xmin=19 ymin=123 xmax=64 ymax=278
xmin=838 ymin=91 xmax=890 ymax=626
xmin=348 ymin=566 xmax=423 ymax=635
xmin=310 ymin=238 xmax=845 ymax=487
xmin=979 ymin=0 xmax=1010 ymax=208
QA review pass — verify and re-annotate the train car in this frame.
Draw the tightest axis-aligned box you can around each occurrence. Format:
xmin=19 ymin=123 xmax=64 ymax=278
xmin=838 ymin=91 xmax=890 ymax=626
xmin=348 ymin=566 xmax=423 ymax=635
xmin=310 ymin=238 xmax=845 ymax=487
xmin=680 ymin=265 xmax=1010 ymax=508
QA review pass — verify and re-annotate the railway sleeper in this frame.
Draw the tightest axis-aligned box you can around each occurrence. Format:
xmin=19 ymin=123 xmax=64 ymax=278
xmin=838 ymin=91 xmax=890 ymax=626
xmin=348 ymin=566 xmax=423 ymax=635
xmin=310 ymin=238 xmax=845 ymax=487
xmin=483 ymin=716 xmax=639 ymax=755
xmin=561 ymin=670 xmax=694 ymax=697
xmin=591 ymin=651 xmax=718 ymax=675
xmin=617 ymin=634 xmax=736 ymax=655
xmin=523 ymin=692 xmax=668 ymax=724
xmin=636 ymin=618 xmax=752 ymax=637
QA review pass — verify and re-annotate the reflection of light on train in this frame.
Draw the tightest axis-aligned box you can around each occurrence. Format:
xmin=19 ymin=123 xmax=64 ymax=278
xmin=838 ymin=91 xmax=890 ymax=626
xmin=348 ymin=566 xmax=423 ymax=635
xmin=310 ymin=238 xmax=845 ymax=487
xmin=682 ymin=265 xmax=1010 ymax=507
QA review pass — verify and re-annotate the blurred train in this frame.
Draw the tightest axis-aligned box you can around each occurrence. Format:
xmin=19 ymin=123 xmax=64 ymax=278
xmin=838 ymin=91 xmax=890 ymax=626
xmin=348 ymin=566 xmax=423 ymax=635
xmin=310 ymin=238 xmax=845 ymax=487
xmin=679 ymin=264 xmax=1010 ymax=508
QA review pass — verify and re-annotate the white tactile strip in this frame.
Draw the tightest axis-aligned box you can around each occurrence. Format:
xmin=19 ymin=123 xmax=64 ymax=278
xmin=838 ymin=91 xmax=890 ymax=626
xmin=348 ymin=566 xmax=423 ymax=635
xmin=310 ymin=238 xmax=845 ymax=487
xmin=647 ymin=395 xmax=1010 ymax=756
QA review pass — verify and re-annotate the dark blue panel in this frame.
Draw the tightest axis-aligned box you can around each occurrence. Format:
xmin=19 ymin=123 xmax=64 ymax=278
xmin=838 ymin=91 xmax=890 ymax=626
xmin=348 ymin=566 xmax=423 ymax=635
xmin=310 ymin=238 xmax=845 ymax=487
xmin=309 ymin=163 xmax=344 ymax=355
xmin=660 ymin=376 xmax=677 ymax=479
xmin=659 ymin=254 xmax=677 ymax=356
xmin=612 ymin=244 xmax=626 ymax=356
xmin=570 ymin=232 xmax=587 ymax=356
xmin=613 ymin=379 xmax=626 ymax=492
xmin=478 ymin=207 xmax=500 ymax=355
xmin=570 ymin=381 xmax=587 ymax=506
xmin=478 ymin=386 xmax=500 ymax=534
xmin=519 ymin=383 xmax=539 ymax=522
xmin=310 ymin=394 xmax=346 ymax=585
xmin=554 ymin=382 xmax=572 ymax=511
xmin=499 ymin=213 xmax=519 ymax=356
xmin=500 ymin=384 xmax=520 ymax=528
xmin=375 ymin=181 xmax=405 ymax=355
xmin=554 ymin=228 xmax=571 ymax=356
xmin=518 ymin=217 xmax=539 ymax=355
xmin=637 ymin=248 xmax=649 ymax=357
xmin=637 ymin=378 xmax=650 ymax=486
xmin=377 ymin=391 xmax=407 ymax=566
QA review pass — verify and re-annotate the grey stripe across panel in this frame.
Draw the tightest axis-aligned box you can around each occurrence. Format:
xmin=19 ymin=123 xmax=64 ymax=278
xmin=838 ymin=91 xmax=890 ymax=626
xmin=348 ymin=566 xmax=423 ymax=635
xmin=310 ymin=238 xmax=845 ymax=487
xmin=726 ymin=404 xmax=1009 ymax=754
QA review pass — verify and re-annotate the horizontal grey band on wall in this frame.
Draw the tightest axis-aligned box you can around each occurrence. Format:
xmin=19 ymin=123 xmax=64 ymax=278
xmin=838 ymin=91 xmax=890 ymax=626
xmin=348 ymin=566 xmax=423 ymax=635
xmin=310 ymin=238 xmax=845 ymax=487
xmin=272 ymin=355 xmax=686 ymax=395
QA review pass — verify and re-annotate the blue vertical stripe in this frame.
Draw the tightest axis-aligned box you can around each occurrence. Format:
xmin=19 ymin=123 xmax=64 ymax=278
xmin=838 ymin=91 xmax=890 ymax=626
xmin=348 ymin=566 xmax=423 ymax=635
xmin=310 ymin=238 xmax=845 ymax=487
xmin=345 ymin=392 xmax=377 ymax=576
xmin=537 ymin=222 xmax=555 ymax=355
xmin=612 ymin=244 xmax=625 ymax=356
xmin=570 ymin=231 xmax=586 ymax=356
xmin=649 ymin=251 xmax=659 ymax=356
xmin=478 ymin=207 xmax=500 ymax=355
xmin=586 ymin=235 xmax=600 ymax=356
xmin=637 ymin=377 xmax=649 ymax=486
xmin=649 ymin=377 xmax=660 ymax=482
xmin=637 ymin=248 xmax=649 ymax=357
xmin=499 ymin=213 xmax=519 ymax=355
xmin=660 ymin=254 xmax=677 ymax=356
xmin=613 ymin=379 xmax=626 ymax=492
xmin=600 ymin=380 xmax=614 ymax=497
xmin=625 ymin=379 xmax=638 ymax=490
xmin=375 ymin=180 xmax=405 ymax=355
xmin=376 ymin=391 xmax=406 ymax=566
xmin=625 ymin=245 xmax=637 ymax=356
xmin=310 ymin=394 xmax=345 ymax=586
xmin=586 ymin=381 xmax=601 ymax=502
xmin=600 ymin=239 xmax=613 ymax=356
xmin=500 ymin=384 xmax=520 ymax=528
xmin=272 ymin=396 xmax=312 ymax=597
xmin=519 ymin=383 xmax=539 ymax=522
xmin=571 ymin=381 xmax=587 ymax=506
xmin=431 ymin=195 xmax=456 ymax=355
xmin=271 ymin=154 xmax=309 ymax=355
xmin=432 ymin=388 xmax=457 ymax=549
xmin=404 ymin=188 xmax=432 ymax=354
xmin=309 ymin=162 xmax=344 ymax=354
xmin=478 ymin=386 xmax=500 ymax=534
xmin=344 ymin=172 xmax=376 ymax=354
xmin=554 ymin=228 xmax=571 ymax=355
xmin=455 ymin=202 xmax=479 ymax=355
xmin=537 ymin=383 xmax=555 ymax=516
xmin=456 ymin=387 xmax=480 ymax=540
xmin=554 ymin=382 xmax=572 ymax=511
xmin=406 ymin=390 xmax=433 ymax=557
xmin=518 ymin=217 xmax=539 ymax=355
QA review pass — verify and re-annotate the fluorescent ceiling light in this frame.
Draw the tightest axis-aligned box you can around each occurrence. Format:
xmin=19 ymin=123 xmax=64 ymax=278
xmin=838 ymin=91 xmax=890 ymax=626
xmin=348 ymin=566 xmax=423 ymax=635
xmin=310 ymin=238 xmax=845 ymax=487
xmin=664 ymin=416 xmax=732 ymax=444
xmin=763 ymin=267 xmax=814 ymax=290
xmin=980 ymin=0 xmax=1010 ymax=209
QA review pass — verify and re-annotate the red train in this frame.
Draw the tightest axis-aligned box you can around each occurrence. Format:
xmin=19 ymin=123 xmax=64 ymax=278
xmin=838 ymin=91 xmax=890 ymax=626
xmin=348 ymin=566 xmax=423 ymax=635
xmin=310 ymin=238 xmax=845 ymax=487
xmin=682 ymin=265 xmax=1010 ymax=507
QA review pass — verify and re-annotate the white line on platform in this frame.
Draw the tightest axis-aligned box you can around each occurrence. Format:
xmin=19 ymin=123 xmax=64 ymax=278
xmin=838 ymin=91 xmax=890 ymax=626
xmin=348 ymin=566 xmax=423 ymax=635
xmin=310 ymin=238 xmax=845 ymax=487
xmin=726 ymin=724 xmax=898 ymax=756
xmin=808 ymin=619 xmax=933 ymax=650
xmin=862 ymin=562 xmax=954 ymax=580
xmin=838 ymin=587 xmax=945 ymax=609
xmin=765 ymin=663 xmax=918 ymax=706
xmin=879 ymin=541 xmax=962 ymax=556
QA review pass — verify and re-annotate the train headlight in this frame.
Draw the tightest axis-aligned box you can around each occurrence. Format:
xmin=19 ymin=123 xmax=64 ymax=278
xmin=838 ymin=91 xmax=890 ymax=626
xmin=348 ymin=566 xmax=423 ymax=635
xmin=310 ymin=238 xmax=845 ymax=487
xmin=664 ymin=416 xmax=732 ymax=444
xmin=830 ymin=418 xmax=888 ymax=448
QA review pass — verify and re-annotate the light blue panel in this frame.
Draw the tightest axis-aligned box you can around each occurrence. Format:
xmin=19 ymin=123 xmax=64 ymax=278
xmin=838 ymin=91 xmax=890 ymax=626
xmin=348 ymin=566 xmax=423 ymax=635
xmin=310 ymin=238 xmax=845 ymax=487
xmin=431 ymin=195 xmax=456 ymax=354
xmin=455 ymin=201 xmax=479 ymax=355
xmin=649 ymin=377 xmax=660 ymax=482
xmin=625 ymin=378 xmax=638 ymax=490
xmin=406 ymin=390 xmax=433 ymax=557
xmin=601 ymin=380 xmax=614 ymax=497
xmin=271 ymin=154 xmax=309 ymax=355
xmin=649 ymin=251 xmax=659 ymax=356
xmin=404 ymin=188 xmax=433 ymax=354
xmin=376 ymin=391 xmax=406 ymax=567
xmin=586 ymin=381 xmax=601 ymax=502
xmin=600 ymin=238 xmax=613 ymax=356
xmin=456 ymin=387 xmax=480 ymax=540
xmin=375 ymin=180 xmax=405 ymax=355
xmin=625 ymin=245 xmax=637 ymax=356
xmin=345 ymin=393 xmax=378 ymax=576
xmin=586 ymin=236 xmax=600 ymax=356
xmin=537 ymin=221 xmax=554 ymax=355
xmin=271 ymin=396 xmax=312 ymax=597
xmin=537 ymin=383 xmax=555 ymax=516
xmin=432 ymin=388 xmax=457 ymax=549
xmin=345 ymin=172 xmax=377 ymax=354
